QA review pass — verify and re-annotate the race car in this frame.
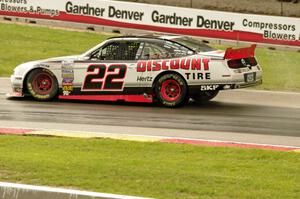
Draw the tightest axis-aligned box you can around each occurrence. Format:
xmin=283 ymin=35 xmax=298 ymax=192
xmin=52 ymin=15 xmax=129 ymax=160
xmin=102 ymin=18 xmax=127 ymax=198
xmin=10 ymin=35 xmax=262 ymax=107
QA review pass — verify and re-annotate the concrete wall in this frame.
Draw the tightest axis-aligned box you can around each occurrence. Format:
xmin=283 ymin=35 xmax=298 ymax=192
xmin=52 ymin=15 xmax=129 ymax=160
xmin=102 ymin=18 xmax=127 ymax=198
xmin=123 ymin=0 xmax=300 ymax=17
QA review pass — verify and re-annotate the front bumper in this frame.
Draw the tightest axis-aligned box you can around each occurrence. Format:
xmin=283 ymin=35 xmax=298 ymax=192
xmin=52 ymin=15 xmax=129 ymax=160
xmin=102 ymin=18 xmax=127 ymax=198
xmin=9 ymin=75 xmax=24 ymax=97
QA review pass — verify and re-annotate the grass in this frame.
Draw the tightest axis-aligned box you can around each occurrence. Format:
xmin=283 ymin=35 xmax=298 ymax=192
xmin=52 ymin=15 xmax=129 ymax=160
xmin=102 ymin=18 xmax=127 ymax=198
xmin=0 ymin=22 xmax=300 ymax=91
xmin=0 ymin=135 xmax=299 ymax=199
xmin=0 ymin=22 xmax=112 ymax=76
xmin=254 ymin=48 xmax=300 ymax=91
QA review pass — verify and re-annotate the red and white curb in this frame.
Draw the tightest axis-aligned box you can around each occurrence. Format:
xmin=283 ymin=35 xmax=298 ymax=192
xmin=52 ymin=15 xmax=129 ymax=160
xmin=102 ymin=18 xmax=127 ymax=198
xmin=0 ymin=182 xmax=153 ymax=199
xmin=0 ymin=127 xmax=300 ymax=152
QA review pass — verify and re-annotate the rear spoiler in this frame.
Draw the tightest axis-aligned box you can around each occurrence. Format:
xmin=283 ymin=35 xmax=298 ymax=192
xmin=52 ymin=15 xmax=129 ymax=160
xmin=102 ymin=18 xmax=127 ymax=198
xmin=224 ymin=44 xmax=256 ymax=60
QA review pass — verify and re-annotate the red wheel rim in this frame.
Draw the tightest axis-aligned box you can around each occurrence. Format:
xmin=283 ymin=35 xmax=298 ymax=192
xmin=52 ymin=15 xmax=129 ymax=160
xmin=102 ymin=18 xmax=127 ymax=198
xmin=160 ymin=79 xmax=182 ymax=102
xmin=32 ymin=73 xmax=53 ymax=95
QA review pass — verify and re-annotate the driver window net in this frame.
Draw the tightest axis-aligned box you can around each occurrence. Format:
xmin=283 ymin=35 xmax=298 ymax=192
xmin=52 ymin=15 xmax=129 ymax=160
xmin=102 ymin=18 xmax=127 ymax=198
xmin=102 ymin=42 xmax=140 ymax=60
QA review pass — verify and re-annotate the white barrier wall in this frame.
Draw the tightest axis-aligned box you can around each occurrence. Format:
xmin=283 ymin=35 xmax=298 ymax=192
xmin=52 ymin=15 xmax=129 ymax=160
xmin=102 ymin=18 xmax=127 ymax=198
xmin=0 ymin=182 xmax=153 ymax=199
xmin=0 ymin=0 xmax=299 ymax=47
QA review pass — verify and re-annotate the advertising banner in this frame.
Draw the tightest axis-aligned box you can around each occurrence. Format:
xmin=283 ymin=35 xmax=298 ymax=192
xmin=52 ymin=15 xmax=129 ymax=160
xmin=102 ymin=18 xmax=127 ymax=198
xmin=0 ymin=0 xmax=299 ymax=47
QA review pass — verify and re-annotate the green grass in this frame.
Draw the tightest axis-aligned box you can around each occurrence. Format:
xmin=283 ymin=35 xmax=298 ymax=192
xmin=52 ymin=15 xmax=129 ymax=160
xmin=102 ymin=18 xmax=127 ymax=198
xmin=0 ymin=22 xmax=300 ymax=91
xmin=0 ymin=135 xmax=299 ymax=199
xmin=255 ymin=48 xmax=300 ymax=91
xmin=0 ymin=22 xmax=112 ymax=76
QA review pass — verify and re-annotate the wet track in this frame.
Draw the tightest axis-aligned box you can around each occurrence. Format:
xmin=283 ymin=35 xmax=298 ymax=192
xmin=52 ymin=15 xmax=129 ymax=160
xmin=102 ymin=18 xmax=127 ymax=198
xmin=1 ymin=78 xmax=300 ymax=146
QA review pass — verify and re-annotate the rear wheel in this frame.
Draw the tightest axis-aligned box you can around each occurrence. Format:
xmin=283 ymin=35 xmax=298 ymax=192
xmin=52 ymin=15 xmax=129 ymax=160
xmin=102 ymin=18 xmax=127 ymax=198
xmin=26 ymin=68 xmax=58 ymax=101
xmin=192 ymin=90 xmax=219 ymax=103
xmin=155 ymin=73 xmax=188 ymax=107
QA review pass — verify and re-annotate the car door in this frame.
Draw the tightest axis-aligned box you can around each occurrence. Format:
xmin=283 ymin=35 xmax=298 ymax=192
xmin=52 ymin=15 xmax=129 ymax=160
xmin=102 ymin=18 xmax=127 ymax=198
xmin=71 ymin=40 xmax=145 ymax=96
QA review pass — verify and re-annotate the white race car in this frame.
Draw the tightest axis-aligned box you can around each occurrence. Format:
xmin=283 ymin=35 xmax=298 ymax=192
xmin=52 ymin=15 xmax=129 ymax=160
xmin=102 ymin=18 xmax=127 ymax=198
xmin=10 ymin=36 xmax=262 ymax=107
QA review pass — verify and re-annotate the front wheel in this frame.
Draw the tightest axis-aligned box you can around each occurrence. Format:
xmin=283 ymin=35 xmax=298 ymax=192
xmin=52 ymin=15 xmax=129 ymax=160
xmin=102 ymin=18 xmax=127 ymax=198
xmin=154 ymin=73 xmax=188 ymax=107
xmin=26 ymin=68 xmax=58 ymax=101
xmin=192 ymin=90 xmax=219 ymax=103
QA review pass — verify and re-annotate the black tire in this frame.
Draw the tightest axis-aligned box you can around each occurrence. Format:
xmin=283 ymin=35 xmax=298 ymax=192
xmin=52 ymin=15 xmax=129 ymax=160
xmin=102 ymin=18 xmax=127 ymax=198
xmin=26 ymin=68 xmax=58 ymax=101
xmin=154 ymin=73 xmax=188 ymax=107
xmin=192 ymin=90 xmax=219 ymax=103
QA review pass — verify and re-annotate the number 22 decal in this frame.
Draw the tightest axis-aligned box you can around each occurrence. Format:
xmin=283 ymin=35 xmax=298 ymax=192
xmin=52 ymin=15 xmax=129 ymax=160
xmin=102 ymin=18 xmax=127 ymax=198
xmin=82 ymin=64 xmax=127 ymax=91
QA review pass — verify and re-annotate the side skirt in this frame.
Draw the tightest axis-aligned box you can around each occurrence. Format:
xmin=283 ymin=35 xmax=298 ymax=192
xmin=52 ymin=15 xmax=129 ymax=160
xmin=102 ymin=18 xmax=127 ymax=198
xmin=59 ymin=94 xmax=153 ymax=103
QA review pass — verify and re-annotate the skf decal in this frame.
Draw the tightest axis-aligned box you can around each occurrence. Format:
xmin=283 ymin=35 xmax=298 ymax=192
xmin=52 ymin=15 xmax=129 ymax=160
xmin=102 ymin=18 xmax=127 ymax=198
xmin=137 ymin=58 xmax=210 ymax=72
xmin=200 ymin=85 xmax=219 ymax=91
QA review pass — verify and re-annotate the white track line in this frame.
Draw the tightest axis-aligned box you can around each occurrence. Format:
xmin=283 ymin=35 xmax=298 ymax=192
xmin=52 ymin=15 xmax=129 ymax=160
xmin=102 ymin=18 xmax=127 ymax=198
xmin=0 ymin=182 xmax=153 ymax=199
xmin=240 ymin=89 xmax=300 ymax=95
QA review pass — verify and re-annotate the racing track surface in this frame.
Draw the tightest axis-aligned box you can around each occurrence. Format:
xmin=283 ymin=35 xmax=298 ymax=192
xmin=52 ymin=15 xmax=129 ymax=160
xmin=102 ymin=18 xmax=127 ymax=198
xmin=1 ymin=78 xmax=300 ymax=146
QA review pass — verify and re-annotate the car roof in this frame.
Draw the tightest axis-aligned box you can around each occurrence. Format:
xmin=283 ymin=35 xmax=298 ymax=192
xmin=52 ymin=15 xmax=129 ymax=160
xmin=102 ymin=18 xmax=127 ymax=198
xmin=107 ymin=34 xmax=184 ymax=42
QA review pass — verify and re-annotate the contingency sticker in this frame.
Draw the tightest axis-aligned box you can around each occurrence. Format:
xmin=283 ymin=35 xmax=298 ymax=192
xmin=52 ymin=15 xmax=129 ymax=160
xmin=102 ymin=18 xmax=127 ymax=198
xmin=61 ymin=60 xmax=74 ymax=96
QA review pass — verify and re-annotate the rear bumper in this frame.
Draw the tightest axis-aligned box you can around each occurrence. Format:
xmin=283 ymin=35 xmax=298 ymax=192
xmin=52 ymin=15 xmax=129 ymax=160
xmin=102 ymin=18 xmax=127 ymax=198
xmin=232 ymin=78 xmax=262 ymax=89
xmin=189 ymin=78 xmax=262 ymax=94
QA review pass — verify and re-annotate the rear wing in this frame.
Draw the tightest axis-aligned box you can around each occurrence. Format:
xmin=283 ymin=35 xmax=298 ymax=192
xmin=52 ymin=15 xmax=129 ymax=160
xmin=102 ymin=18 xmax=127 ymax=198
xmin=224 ymin=44 xmax=256 ymax=60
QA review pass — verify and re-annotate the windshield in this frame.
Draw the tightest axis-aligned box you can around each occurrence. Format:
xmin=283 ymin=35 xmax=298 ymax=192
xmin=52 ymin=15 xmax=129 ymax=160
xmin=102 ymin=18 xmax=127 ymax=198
xmin=172 ymin=37 xmax=215 ymax=52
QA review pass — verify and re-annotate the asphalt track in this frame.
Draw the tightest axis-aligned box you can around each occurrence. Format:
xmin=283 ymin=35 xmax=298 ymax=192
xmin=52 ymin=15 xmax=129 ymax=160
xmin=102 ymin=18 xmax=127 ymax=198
xmin=1 ymin=78 xmax=300 ymax=147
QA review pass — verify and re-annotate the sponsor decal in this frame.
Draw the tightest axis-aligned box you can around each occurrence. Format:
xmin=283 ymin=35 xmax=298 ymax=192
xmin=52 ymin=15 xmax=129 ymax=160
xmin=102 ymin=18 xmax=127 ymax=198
xmin=65 ymin=2 xmax=144 ymax=21
xmin=27 ymin=83 xmax=50 ymax=99
xmin=264 ymin=30 xmax=296 ymax=41
xmin=152 ymin=12 xmax=235 ymax=31
xmin=151 ymin=10 xmax=193 ymax=27
xmin=62 ymin=83 xmax=73 ymax=96
xmin=242 ymin=19 xmax=297 ymax=41
xmin=0 ymin=0 xmax=59 ymax=16
xmin=200 ymin=85 xmax=219 ymax=91
xmin=108 ymin=6 xmax=144 ymax=21
xmin=137 ymin=76 xmax=153 ymax=82
xmin=0 ymin=0 xmax=27 ymax=3
xmin=65 ymin=1 xmax=105 ymax=17
xmin=185 ymin=72 xmax=211 ymax=80
xmin=61 ymin=60 xmax=74 ymax=96
xmin=137 ymin=58 xmax=210 ymax=72
xmin=196 ymin=16 xmax=234 ymax=31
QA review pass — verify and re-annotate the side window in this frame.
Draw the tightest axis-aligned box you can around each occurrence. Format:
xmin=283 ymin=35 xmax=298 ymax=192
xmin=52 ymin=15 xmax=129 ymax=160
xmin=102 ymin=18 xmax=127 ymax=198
xmin=91 ymin=41 xmax=141 ymax=61
xmin=140 ymin=42 xmax=168 ymax=60
xmin=139 ymin=40 xmax=193 ymax=60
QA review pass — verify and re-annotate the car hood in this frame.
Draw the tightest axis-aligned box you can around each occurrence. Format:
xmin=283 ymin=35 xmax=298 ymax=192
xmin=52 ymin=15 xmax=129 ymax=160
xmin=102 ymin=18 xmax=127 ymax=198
xmin=13 ymin=55 xmax=82 ymax=76
xmin=41 ymin=55 xmax=82 ymax=63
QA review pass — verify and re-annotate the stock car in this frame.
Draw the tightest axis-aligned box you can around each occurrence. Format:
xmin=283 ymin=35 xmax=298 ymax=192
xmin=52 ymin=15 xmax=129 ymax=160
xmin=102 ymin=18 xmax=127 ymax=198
xmin=10 ymin=35 xmax=262 ymax=107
